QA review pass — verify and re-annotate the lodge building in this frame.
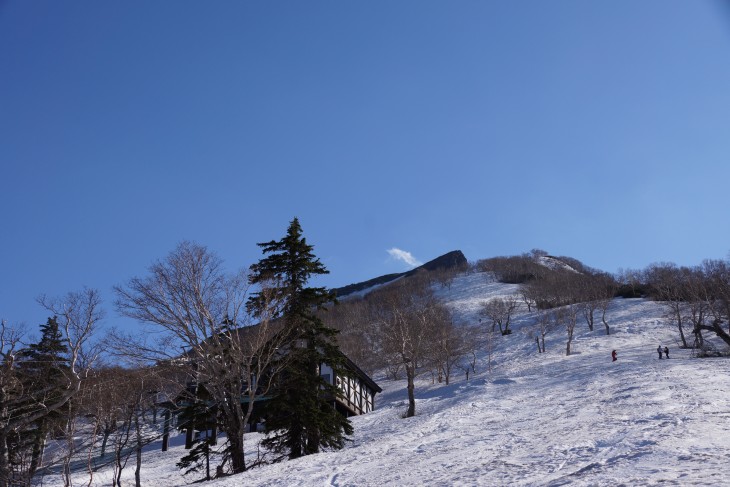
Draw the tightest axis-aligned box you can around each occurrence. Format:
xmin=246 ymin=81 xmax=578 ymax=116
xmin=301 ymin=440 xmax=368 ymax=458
xmin=322 ymin=355 xmax=382 ymax=417
xmin=159 ymin=353 xmax=381 ymax=450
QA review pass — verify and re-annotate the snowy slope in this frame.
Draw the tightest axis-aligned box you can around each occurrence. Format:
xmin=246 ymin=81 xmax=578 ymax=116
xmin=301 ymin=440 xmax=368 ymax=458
xmin=42 ymin=272 xmax=730 ymax=486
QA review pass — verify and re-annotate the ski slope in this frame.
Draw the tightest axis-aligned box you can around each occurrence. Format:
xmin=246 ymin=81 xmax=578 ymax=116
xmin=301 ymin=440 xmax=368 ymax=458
xmin=42 ymin=272 xmax=730 ymax=486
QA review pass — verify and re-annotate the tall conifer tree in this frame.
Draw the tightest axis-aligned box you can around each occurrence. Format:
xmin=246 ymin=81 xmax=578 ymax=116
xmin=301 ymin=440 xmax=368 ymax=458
xmin=16 ymin=317 xmax=71 ymax=477
xmin=247 ymin=218 xmax=352 ymax=460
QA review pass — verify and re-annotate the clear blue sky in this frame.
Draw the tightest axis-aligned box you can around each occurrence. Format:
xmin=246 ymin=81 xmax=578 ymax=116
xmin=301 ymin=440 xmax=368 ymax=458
xmin=2 ymin=1 xmax=730 ymax=331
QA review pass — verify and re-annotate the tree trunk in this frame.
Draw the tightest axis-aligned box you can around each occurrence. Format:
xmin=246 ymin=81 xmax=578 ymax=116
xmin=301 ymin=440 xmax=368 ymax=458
xmin=63 ymin=414 xmax=76 ymax=487
xmin=64 ymin=458 xmax=72 ymax=487
xmin=113 ymin=418 xmax=132 ymax=487
xmin=566 ymin=330 xmax=573 ymax=356
xmin=698 ymin=322 xmax=730 ymax=348
xmin=86 ymin=419 xmax=100 ymax=487
xmin=221 ymin=396 xmax=255 ymax=473
xmin=585 ymin=308 xmax=594 ymax=331
xmin=694 ymin=327 xmax=704 ymax=348
xmin=134 ymin=413 xmax=142 ymax=487
xmin=101 ymin=427 xmax=111 ymax=458
xmin=0 ymin=430 xmax=10 ymax=487
xmin=29 ymin=429 xmax=45 ymax=479
xmin=677 ymin=316 xmax=688 ymax=348
xmin=205 ymin=438 xmax=211 ymax=481
xmin=306 ymin=426 xmax=320 ymax=455
xmin=185 ymin=426 xmax=194 ymax=450
xmin=712 ymin=322 xmax=730 ymax=347
xmin=161 ymin=410 xmax=170 ymax=452
xmin=601 ymin=309 xmax=610 ymax=336
xmin=288 ymin=422 xmax=303 ymax=460
xmin=210 ymin=422 xmax=218 ymax=446
xmin=228 ymin=432 xmax=247 ymax=473
xmin=406 ymin=363 xmax=416 ymax=418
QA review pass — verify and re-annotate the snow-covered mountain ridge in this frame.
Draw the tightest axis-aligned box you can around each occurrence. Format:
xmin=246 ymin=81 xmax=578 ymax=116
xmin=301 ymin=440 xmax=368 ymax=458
xmin=48 ymin=272 xmax=730 ymax=486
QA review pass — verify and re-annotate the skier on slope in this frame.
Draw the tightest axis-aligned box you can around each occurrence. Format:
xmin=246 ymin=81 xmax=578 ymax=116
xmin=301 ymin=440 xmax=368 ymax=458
xmin=657 ymin=346 xmax=663 ymax=359
xmin=612 ymin=350 xmax=617 ymax=362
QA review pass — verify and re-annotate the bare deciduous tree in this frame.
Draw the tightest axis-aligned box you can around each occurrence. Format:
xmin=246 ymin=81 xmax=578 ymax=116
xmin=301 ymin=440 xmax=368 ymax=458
xmin=561 ymin=305 xmax=579 ymax=356
xmin=0 ymin=288 xmax=101 ymax=487
xmin=531 ymin=310 xmax=559 ymax=353
xmin=371 ymin=279 xmax=445 ymax=418
xmin=645 ymin=263 xmax=691 ymax=348
xmin=429 ymin=316 xmax=469 ymax=385
xmin=480 ymin=296 xmax=519 ymax=335
xmin=432 ymin=267 xmax=458 ymax=290
xmin=477 ymin=253 xmax=547 ymax=284
xmin=578 ymin=299 xmax=598 ymax=332
xmin=616 ymin=267 xmax=645 ymax=298
xmin=0 ymin=320 xmax=25 ymax=486
xmin=595 ymin=273 xmax=617 ymax=336
xmin=77 ymin=366 xmax=128 ymax=486
xmin=106 ymin=369 xmax=157 ymax=487
xmin=114 ymin=241 xmax=286 ymax=475
xmin=574 ymin=272 xmax=617 ymax=334
xmin=520 ymin=287 xmax=536 ymax=312
xmin=483 ymin=327 xmax=497 ymax=374
xmin=456 ymin=325 xmax=481 ymax=380
xmin=319 ymin=299 xmax=380 ymax=377
xmin=686 ymin=260 xmax=730 ymax=351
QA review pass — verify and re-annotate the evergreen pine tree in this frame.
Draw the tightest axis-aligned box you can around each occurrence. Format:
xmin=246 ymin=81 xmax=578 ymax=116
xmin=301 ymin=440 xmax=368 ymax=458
xmin=22 ymin=316 xmax=69 ymax=375
xmin=16 ymin=316 xmax=71 ymax=477
xmin=176 ymin=400 xmax=217 ymax=481
xmin=247 ymin=218 xmax=353 ymax=460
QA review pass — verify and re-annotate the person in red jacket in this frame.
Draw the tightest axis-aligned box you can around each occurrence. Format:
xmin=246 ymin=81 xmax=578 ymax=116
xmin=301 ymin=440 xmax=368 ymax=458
xmin=612 ymin=350 xmax=617 ymax=362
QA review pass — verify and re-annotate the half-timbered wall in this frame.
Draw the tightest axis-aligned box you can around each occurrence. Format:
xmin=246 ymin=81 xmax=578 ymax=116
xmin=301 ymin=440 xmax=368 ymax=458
xmin=333 ymin=370 xmax=375 ymax=416
xmin=320 ymin=363 xmax=374 ymax=415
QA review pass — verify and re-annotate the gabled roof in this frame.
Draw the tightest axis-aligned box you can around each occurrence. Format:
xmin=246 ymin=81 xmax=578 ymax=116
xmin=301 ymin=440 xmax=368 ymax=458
xmin=340 ymin=353 xmax=382 ymax=393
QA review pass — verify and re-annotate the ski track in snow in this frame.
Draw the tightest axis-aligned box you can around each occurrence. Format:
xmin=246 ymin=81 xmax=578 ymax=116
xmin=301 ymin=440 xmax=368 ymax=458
xmin=41 ymin=272 xmax=730 ymax=486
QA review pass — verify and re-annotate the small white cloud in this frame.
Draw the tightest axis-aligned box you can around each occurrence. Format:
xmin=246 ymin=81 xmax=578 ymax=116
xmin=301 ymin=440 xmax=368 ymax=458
xmin=387 ymin=248 xmax=422 ymax=268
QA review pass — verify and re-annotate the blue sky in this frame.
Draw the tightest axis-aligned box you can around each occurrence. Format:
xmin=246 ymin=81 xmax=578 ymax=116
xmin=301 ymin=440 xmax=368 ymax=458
xmin=2 ymin=1 xmax=730 ymax=331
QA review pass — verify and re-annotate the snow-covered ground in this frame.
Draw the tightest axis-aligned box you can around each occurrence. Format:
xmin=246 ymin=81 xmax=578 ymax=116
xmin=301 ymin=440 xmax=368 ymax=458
xmin=40 ymin=273 xmax=730 ymax=486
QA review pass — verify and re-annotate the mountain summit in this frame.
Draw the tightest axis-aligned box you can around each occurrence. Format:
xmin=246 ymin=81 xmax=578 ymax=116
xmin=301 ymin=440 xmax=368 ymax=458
xmin=333 ymin=250 xmax=467 ymax=298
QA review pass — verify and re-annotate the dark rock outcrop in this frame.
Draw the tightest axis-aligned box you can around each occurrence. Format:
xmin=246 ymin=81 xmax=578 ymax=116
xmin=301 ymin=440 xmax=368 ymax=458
xmin=333 ymin=250 xmax=467 ymax=298
xmin=405 ymin=250 xmax=467 ymax=276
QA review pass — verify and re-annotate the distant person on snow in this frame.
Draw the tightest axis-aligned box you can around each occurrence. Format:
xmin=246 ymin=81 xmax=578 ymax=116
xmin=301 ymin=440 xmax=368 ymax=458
xmin=664 ymin=346 xmax=669 ymax=359
xmin=612 ymin=350 xmax=617 ymax=362
xmin=657 ymin=346 xmax=663 ymax=359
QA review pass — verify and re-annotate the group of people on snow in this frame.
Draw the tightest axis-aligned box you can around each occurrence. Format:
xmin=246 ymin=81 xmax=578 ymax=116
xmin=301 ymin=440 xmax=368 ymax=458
xmin=610 ymin=346 xmax=670 ymax=362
